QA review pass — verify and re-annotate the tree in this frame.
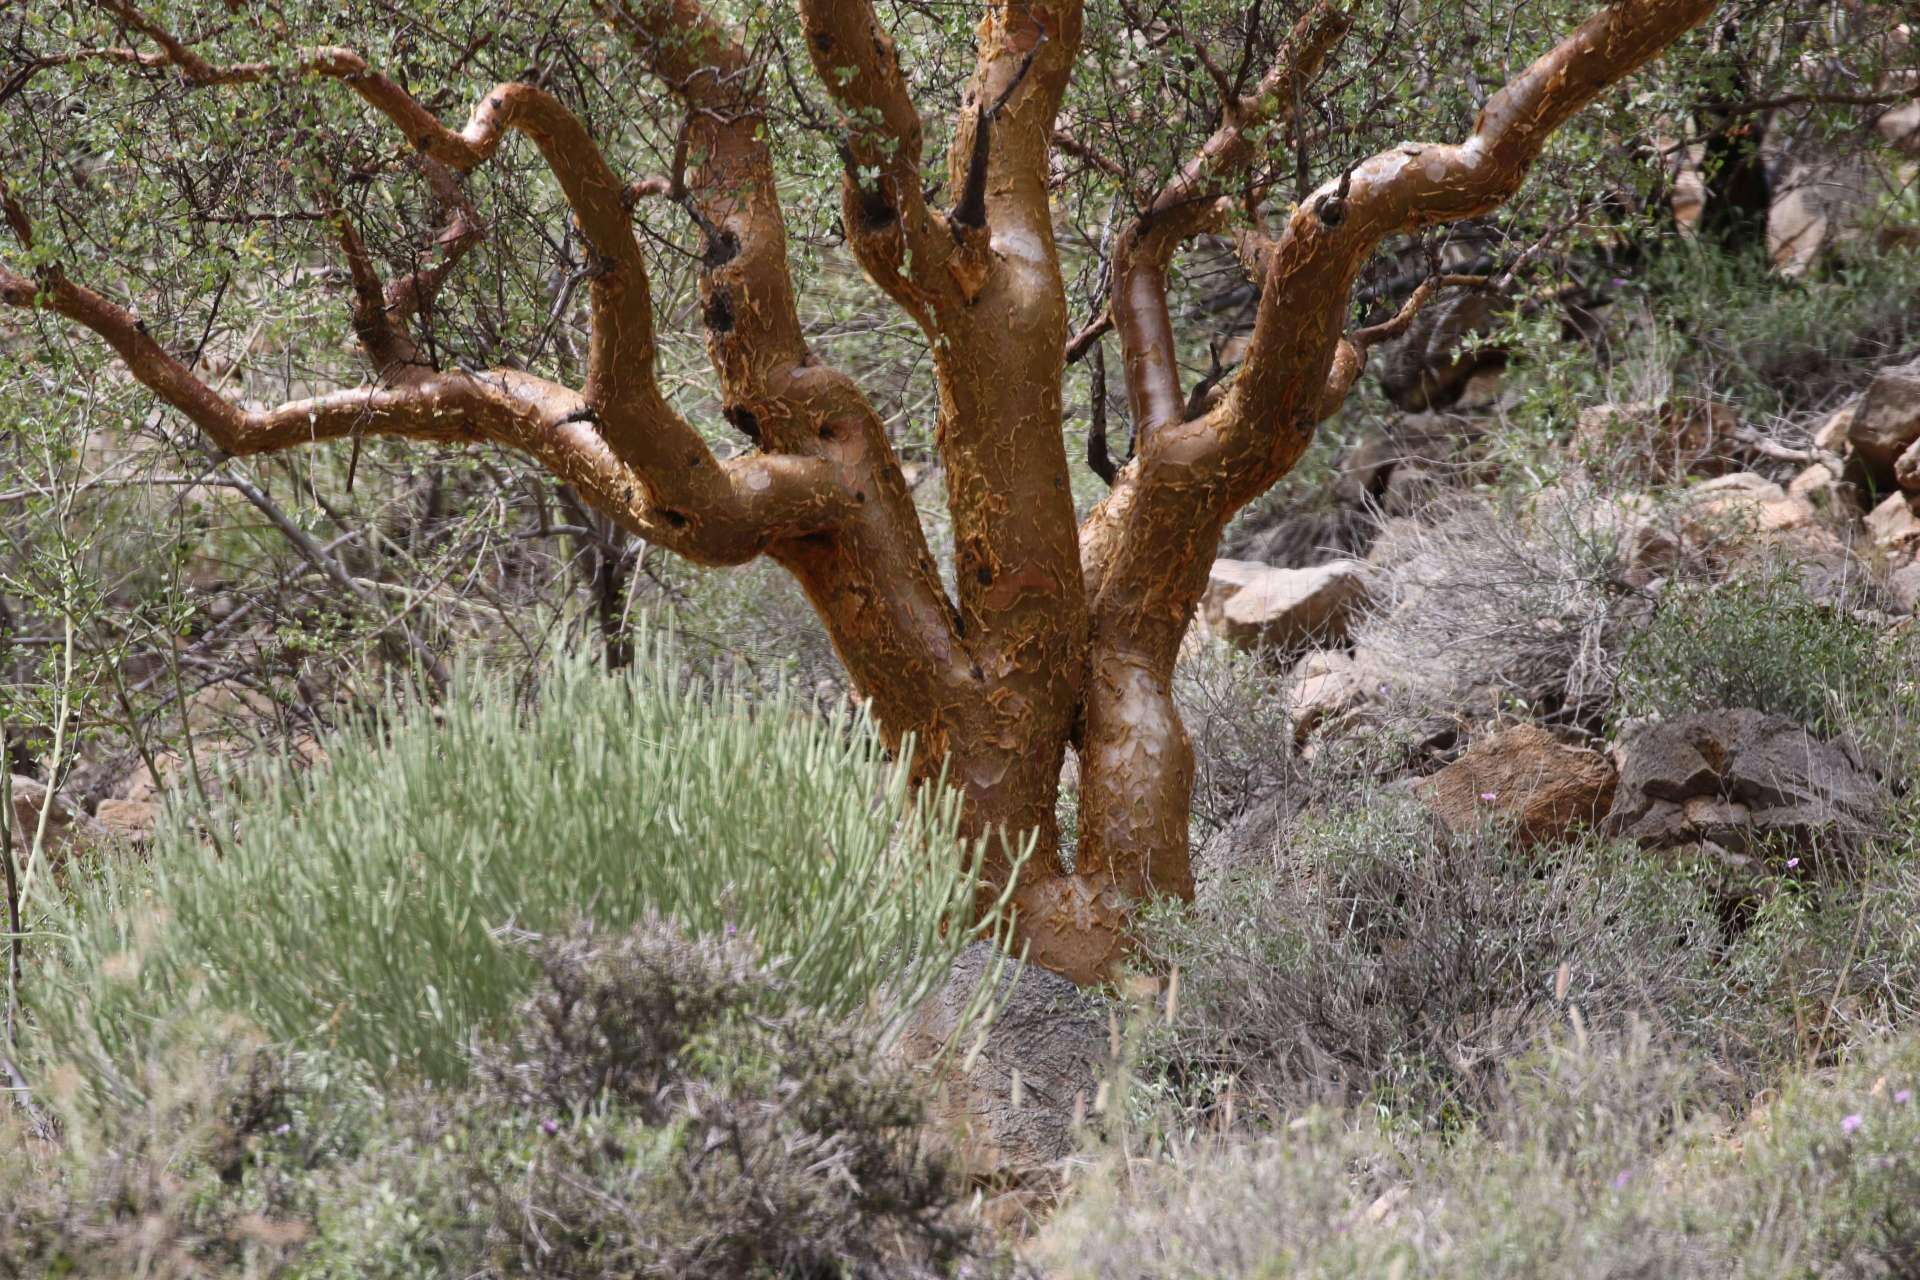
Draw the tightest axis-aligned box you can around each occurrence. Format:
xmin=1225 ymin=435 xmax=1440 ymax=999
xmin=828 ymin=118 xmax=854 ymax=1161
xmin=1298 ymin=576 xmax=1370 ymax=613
xmin=3 ymin=0 xmax=1720 ymax=982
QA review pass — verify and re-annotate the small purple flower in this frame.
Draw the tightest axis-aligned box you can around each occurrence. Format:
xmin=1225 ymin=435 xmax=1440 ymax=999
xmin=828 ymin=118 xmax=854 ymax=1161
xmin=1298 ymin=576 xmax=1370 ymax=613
xmin=1785 ymin=857 xmax=1800 ymax=870
xmin=541 ymin=1118 xmax=560 ymax=1136
xmin=272 ymin=1122 xmax=292 ymax=1137
xmin=1611 ymin=1169 xmax=1632 ymax=1190
xmin=1610 ymin=277 xmax=1629 ymax=288
xmin=1896 ymin=1090 xmax=1912 ymax=1105
xmin=1479 ymin=791 xmax=1498 ymax=803
xmin=724 ymin=921 xmax=738 ymax=939
xmin=1841 ymin=1113 xmax=1864 ymax=1134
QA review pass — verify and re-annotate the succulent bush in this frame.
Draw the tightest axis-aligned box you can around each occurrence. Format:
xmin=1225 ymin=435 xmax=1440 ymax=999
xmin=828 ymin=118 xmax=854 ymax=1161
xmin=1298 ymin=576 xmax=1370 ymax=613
xmin=31 ymin=633 xmax=1012 ymax=1084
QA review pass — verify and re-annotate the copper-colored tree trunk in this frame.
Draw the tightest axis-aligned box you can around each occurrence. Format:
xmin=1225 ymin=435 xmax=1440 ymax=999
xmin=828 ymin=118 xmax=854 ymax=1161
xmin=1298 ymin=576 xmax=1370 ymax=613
xmin=4 ymin=0 xmax=1717 ymax=983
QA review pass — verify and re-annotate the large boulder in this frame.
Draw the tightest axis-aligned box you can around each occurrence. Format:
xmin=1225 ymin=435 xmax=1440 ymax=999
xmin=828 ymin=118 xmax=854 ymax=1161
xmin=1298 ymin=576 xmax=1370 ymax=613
xmin=1414 ymin=724 xmax=1617 ymax=848
xmin=1846 ymin=359 xmax=1920 ymax=489
xmin=1605 ymin=710 xmax=1881 ymax=856
xmin=1203 ymin=559 xmax=1371 ymax=653
xmin=896 ymin=944 xmax=1110 ymax=1186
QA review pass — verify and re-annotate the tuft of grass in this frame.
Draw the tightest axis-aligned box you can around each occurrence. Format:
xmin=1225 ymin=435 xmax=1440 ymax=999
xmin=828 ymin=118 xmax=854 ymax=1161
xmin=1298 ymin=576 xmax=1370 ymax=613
xmin=31 ymin=632 xmax=1010 ymax=1085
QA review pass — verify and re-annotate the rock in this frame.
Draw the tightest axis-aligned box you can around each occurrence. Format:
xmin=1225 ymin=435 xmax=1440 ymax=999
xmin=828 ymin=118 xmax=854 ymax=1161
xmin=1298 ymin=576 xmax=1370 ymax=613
xmin=1888 ymin=559 xmax=1920 ymax=614
xmin=1813 ymin=404 xmax=1856 ymax=454
xmin=1575 ymin=399 xmax=1745 ymax=480
xmin=1679 ymin=472 xmax=1817 ymax=540
xmin=897 ymin=943 xmax=1110 ymax=1184
xmin=6 ymin=775 xmax=108 ymax=856
xmin=1284 ymin=648 xmax=1384 ymax=745
xmin=1227 ymin=506 xmax=1373 ymax=570
xmin=95 ymin=797 xmax=157 ymax=843
xmin=1880 ymin=100 xmax=1920 ymax=156
xmin=1414 ymin=724 xmax=1617 ymax=848
xmin=1203 ymin=559 xmax=1371 ymax=653
xmin=1764 ymin=526 xmax=1880 ymax=607
xmin=1897 ymin=437 xmax=1920 ymax=493
xmin=1766 ymin=144 xmax=1900 ymax=277
xmin=1785 ymin=460 xmax=1862 ymax=515
xmin=1670 ymin=472 xmax=1873 ymax=604
xmin=1846 ymin=359 xmax=1920 ymax=488
xmin=1375 ymin=287 xmax=1504 ymax=412
xmin=1194 ymin=783 xmax=1308 ymax=901
xmin=1865 ymin=492 xmax=1920 ymax=556
xmin=1605 ymin=710 xmax=1881 ymax=856
xmin=1787 ymin=462 xmax=1836 ymax=498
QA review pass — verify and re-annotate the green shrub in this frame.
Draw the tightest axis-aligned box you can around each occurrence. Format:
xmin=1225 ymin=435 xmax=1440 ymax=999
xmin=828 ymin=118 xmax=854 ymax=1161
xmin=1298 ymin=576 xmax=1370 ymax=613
xmin=1492 ymin=239 xmax=1920 ymax=469
xmin=1610 ymin=566 xmax=1918 ymax=751
xmin=33 ymin=633 xmax=1010 ymax=1084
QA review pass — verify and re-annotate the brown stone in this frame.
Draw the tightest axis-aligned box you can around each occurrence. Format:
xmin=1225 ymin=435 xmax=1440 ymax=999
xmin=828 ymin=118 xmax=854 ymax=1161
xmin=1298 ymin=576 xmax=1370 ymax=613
xmin=95 ymin=798 xmax=158 ymax=844
xmin=1813 ymin=404 xmax=1856 ymax=454
xmin=1284 ymin=648 xmax=1388 ymax=745
xmin=1847 ymin=359 xmax=1920 ymax=489
xmin=1866 ymin=492 xmax=1920 ymax=555
xmin=1203 ymin=558 xmax=1371 ymax=653
xmin=1679 ymin=472 xmax=1817 ymax=541
xmin=6 ymin=775 xmax=108 ymax=857
xmin=1414 ymin=724 xmax=1617 ymax=848
xmin=1896 ymin=436 xmax=1920 ymax=493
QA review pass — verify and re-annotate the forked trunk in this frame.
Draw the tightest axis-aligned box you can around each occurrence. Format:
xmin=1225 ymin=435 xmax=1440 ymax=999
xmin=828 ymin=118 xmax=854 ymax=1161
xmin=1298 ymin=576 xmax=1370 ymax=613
xmin=3 ymin=0 xmax=1721 ymax=988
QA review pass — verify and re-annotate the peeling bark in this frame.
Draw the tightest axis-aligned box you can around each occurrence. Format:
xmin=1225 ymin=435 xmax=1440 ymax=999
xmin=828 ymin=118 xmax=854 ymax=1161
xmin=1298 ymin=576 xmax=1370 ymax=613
xmin=5 ymin=0 xmax=1718 ymax=985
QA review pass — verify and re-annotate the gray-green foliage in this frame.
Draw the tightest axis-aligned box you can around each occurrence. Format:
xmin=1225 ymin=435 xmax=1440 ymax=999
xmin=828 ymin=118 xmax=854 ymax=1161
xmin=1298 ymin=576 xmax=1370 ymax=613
xmin=1036 ymin=1024 xmax=1920 ymax=1279
xmin=1 ymin=920 xmax=991 ymax=1280
xmin=1138 ymin=793 xmax=1729 ymax=1126
xmin=34 ymin=632 xmax=1008 ymax=1083
xmin=1611 ymin=566 xmax=1919 ymax=751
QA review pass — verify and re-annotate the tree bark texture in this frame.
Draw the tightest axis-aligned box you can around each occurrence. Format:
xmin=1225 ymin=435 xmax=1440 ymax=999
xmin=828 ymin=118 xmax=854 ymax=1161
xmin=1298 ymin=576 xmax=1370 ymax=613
xmin=4 ymin=0 xmax=1719 ymax=982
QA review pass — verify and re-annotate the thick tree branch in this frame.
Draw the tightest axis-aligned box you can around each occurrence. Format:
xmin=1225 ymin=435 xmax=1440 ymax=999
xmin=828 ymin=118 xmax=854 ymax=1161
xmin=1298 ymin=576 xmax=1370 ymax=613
xmin=1060 ymin=0 xmax=1718 ymax=981
xmin=0 ymin=259 xmax=848 ymax=565
xmin=2 ymin=13 xmax=854 ymax=569
xmin=950 ymin=37 xmax=1047 ymax=232
xmin=595 ymin=0 xmax=1000 ymax=810
xmin=1221 ymin=0 xmax=1718 ymax=490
